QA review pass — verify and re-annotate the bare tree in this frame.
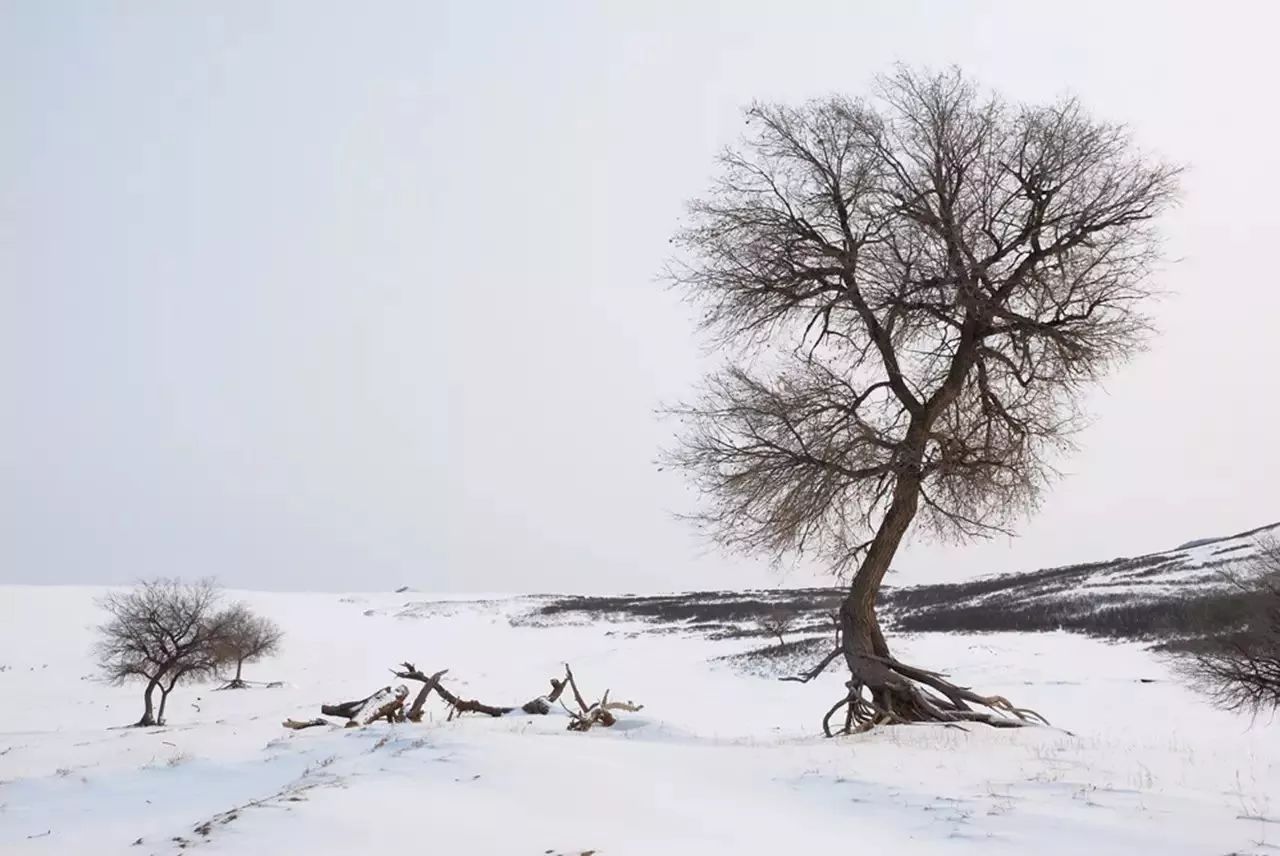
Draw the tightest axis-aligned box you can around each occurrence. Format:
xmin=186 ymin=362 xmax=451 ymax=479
xmin=96 ymin=579 xmax=235 ymax=726
xmin=665 ymin=66 xmax=1179 ymax=730
xmin=215 ymin=605 xmax=283 ymax=690
xmin=758 ymin=607 xmax=796 ymax=647
xmin=1183 ymin=538 xmax=1280 ymax=716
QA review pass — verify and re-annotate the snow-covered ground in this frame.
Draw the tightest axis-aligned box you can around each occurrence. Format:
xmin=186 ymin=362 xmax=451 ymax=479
xmin=1 ymin=585 xmax=1276 ymax=855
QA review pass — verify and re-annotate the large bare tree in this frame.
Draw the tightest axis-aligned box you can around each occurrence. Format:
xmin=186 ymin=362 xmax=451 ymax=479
xmin=665 ymin=67 xmax=1179 ymax=730
xmin=97 ymin=579 xmax=236 ymax=726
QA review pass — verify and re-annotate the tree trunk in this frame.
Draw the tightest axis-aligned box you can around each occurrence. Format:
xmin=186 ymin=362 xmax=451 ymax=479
xmin=217 ymin=658 xmax=249 ymax=690
xmin=802 ymin=464 xmax=1046 ymax=731
xmin=136 ymin=678 xmax=160 ymax=727
xmin=221 ymin=658 xmax=247 ymax=689
xmin=840 ymin=473 xmax=920 ymax=665
xmin=157 ymin=688 xmax=170 ymax=726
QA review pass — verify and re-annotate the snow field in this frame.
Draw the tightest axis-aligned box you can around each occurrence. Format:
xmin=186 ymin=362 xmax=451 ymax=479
xmin=0 ymin=586 xmax=1276 ymax=854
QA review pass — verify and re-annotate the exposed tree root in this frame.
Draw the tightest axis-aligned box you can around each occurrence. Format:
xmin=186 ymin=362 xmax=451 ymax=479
xmin=216 ymin=678 xmax=283 ymax=691
xmin=784 ymin=644 xmax=1048 ymax=735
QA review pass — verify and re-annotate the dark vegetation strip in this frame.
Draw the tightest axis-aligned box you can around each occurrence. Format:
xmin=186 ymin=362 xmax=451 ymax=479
xmin=531 ymin=565 xmax=1262 ymax=651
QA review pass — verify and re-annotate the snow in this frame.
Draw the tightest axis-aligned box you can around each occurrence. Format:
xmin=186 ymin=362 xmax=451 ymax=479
xmin=1 ymin=585 xmax=1277 ymax=854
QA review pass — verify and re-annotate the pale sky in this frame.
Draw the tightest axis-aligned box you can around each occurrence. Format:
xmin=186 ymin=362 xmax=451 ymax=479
xmin=3 ymin=1 xmax=1277 ymax=593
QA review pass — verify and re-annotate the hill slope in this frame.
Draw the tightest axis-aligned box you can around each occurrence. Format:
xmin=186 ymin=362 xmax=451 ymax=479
xmin=893 ymin=520 xmax=1280 ymax=643
xmin=529 ymin=520 xmax=1280 ymax=648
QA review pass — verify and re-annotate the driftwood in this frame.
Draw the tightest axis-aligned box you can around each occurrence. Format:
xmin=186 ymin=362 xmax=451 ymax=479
xmin=394 ymin=662 xmax=642 ymax=731
xmin=560 ymin=666 xmax=645 ymax=731
xmin=395 ymin=664 xmax=512 ymax=719
xmin=520 ymin=673 xmax=571 ymax=715
xmin=552 ymin=664 xmax=643 ymax=732
xmin=565 ymin=689 xmax=645 ymax=732
xmin=320 ymin=690 xmax=380 ymax=719
xmin=353 ymin=685 xmax=409 ymax=726
xmin=405 ymin=669 xmax=450 ymax=722
xmin=287 ymin=663 xmax=642 ymax=733
xmin=307 ymin=685 xmax=409 ymax=728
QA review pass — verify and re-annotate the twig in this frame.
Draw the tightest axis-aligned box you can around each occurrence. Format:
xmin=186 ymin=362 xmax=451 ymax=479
xmin=781 ymin=647 xmax=842 ymax=683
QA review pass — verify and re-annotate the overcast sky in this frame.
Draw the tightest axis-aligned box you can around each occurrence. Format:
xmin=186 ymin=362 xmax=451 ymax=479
xmin=3 ymin=1 xmax=1277 ymax=593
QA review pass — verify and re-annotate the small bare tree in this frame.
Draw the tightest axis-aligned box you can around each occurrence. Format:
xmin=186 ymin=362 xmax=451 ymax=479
xmin=96 ymin=579 xmax=235 ymax=726
xmin=215 ymin=605 xmax=283 ymax=689
xmin=759 ymin=607 xmax=796 ymax=647
xmin=1184 ymin=538 xmax=1280 ymax=716
xmin=665 ymin=66 xmax=1179 ymax=730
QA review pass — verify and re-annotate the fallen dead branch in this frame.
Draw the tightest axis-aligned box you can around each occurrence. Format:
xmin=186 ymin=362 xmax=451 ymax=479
xmin=286 ymin=662 xmax=642 ymax=732
xmin=354 ymin=685 xmax=409 ymax=726
xmin=404 ymin=668 xmax=450 ymax=721
xmin=564 ymin=688 xmax=646 ymax=732
xmin=315 ymin=685 xmax=409 ymax=726
xmin=319 ymin=691 xmax=377 ymax=719
xmin=394 ymin=664 xmax=512 ymax=719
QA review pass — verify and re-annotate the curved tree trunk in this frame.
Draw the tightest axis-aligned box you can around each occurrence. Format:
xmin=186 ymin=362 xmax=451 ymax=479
xmin=157 ymin=688 xmax=170 ymax=726
xmin=225 ymin=658 xmax=247 ymax=689
xmin=136 ymin=678 xmax=160 ymax=727
xmin=841 ymin=475 xmax=919 ymax=664
xmin=821 ymin=457 xmax=1047 ymax=731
